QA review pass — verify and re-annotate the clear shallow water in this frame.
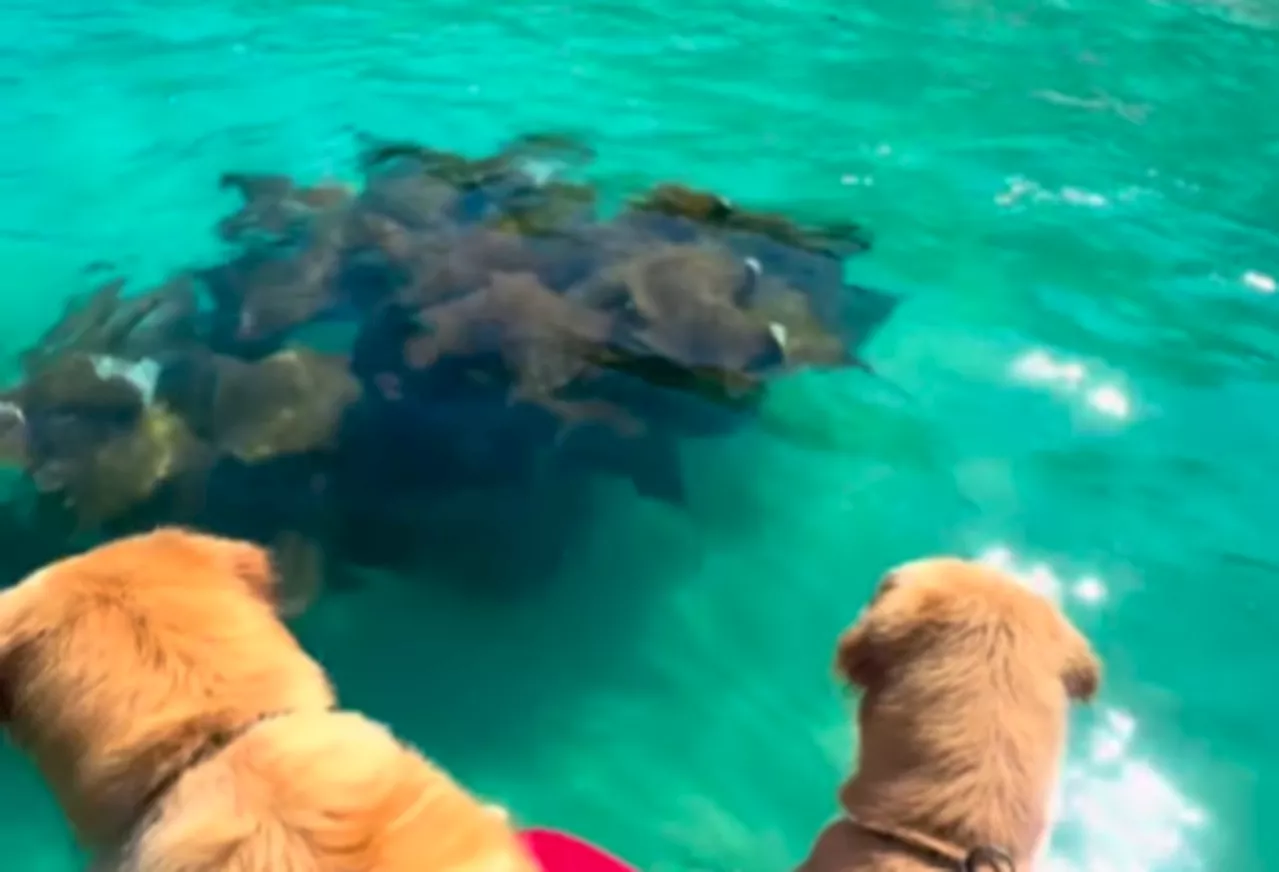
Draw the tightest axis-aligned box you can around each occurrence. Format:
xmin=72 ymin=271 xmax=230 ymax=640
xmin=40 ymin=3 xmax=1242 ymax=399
xmin=0 ymin=1 xmax=1276 ymax=870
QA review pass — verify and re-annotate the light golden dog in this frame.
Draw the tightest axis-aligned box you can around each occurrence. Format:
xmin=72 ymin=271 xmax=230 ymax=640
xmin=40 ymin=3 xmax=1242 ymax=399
xmin=796 ymin=557 xmax=1101 ymax=872
xmin=0 ymin=528 xmax=539 ymax=872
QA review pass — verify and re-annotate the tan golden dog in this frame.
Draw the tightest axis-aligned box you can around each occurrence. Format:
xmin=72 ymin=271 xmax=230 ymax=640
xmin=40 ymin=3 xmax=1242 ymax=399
xmin=796 ymin=557 xmax=1101 ymax=872
xmin=0 ymin=528 xmax=539 ymax=872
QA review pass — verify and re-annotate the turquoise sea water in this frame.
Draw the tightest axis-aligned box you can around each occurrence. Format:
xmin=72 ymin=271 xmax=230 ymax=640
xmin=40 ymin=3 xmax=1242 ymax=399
xmin=1 ymin=1 xmax=1276 ymax=870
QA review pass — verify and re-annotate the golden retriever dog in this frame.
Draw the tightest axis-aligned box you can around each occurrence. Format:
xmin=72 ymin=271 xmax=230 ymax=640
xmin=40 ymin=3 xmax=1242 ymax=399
xmin=796 ymin=557 xmax=1101 ymax=872
xmin=0 ymin=528 xmax=539 ymax=872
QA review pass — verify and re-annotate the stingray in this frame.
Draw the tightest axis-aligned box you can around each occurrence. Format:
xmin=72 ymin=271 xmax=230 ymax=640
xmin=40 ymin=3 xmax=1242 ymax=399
xmin=357 ymin=163 xmax=461 ymax=231
xmin=628 ymin=182 xmax=872 ymax=257
xmin=21 ymin=275 xmax=198 ymax=373
xmin=210 ymin=348 xmax=362 ymax=463
xmin=406 ymin=271 xmax=616 ymax=412
xmin=217 ymin=223 xmax=348 ymax=343
xmin=570 ymin=244 xmax=786 ymax=388
xmin=218 ymin=172 xmax=355 ymax=244
xmin=155 ymin=348 xmax=361 ymax=464
xmin=359 ymin=218 xmax=538 ymax=309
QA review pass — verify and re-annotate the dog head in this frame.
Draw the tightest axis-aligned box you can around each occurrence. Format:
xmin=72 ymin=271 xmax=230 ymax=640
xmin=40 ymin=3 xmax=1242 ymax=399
xmin=835 ymin=557 xmax=1100 ymax=703
xmin=0 ymin=528 xmax=289 ymax=724
xmin=0 ymin=528 xmax=334 ymax=846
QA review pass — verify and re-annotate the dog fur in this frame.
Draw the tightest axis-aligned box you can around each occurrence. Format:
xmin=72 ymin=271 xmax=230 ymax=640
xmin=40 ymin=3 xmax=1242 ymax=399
xmin=0 ymin=528 xmax=538 ymax=872
xmin=796 ymin=557 xmax=1101 ymax=871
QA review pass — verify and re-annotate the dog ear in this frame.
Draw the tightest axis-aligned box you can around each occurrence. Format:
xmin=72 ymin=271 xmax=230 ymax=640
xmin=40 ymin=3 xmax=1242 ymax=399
xmin=834 ymin=572 xmax=908 ymax=690
xmin=151 ymin=527 xmax=281 ymax=606
xmin=834 ymin=617 xmax=882 ymax=689
xmin=217 ymin=537 xmax=278 ymax=602
xmin=0 ymin=586 xmax=38 ymax=724
xmin=206 ymin=532 xmax=321 ymax=617
xmin=1060 ymin=623 xmax=1101 ymax=702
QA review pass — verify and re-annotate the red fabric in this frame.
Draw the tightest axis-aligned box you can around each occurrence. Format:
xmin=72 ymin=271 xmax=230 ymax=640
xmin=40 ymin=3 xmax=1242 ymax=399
xmin=519 ymin=827 xmax=637 ymax=872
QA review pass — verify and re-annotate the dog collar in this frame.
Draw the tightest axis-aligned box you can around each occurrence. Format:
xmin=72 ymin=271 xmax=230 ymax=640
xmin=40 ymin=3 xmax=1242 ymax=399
xmin=94 ymin=708 xmax=303 ymax=870
xmin=843 ymin=812 xmax=1017 ymax=871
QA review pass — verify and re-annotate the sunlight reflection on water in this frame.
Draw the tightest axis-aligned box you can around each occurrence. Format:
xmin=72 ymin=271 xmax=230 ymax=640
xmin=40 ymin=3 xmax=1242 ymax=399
xmin=978 ymin=546 xmax=1208 ymax=872
xmin=1011 ymin=349 xmax=1134 ymax=421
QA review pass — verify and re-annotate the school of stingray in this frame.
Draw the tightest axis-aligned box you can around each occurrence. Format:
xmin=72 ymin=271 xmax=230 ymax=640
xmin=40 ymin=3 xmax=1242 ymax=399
xmin=0 ymin=133 xmax=899 ymax=591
